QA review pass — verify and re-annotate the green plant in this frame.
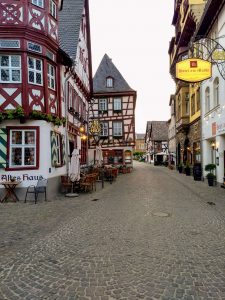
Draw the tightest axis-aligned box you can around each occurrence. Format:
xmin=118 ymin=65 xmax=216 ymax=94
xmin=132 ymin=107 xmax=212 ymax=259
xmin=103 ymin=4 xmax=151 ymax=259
xmin=178 ymin=162 xmax=183 ymax=168
xmin=0 ymin=112 xmax=4 ymax=122
xmin=15 ymin=106 xmax=25 ymax=118
xmin=205 ymin=163 xmax=216 ymax=178
xmin=205 ymin=163 xmax=216 ymax=173
xmin=185 ymin=162 xmax=190 ymax=169
xmin=6 ymin=110 xmax=15 ymax=120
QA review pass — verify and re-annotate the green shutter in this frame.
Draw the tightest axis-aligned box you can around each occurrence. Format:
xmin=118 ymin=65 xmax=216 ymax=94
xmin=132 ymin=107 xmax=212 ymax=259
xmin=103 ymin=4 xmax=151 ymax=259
xmin=0 ymin=128 xmax=7 ymax=169
xmin=50 ymin=131 xmax=57 ymax=167
xmin=61 ymin=134 xmax=66 ymax=165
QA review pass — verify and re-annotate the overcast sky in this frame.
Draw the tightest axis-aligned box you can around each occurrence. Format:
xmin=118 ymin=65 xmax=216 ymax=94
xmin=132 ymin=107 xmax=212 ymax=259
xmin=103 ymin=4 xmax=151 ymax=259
xmin=89 ymin=0 xmax=175 ymax=133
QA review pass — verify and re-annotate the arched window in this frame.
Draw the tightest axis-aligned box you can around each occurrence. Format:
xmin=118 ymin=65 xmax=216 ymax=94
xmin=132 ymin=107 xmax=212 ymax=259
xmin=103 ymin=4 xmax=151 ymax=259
xmin=213 ymin=77 xmax=219 ymax=107
xmin=106 ymin=77 xmax=113 ymax=88
xmin=205 ymin=87 xmax=210 ymax=113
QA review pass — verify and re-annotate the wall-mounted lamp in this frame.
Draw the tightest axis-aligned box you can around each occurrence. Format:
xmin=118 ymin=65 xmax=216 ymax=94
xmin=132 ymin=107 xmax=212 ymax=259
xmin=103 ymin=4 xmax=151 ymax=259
xmin=81 ymin=134 xmax=87 ymax=141
xmin=79 ymin=125 xmax=85 ymax=133
xmin=211 ymin=141 xmax=216 ymax=148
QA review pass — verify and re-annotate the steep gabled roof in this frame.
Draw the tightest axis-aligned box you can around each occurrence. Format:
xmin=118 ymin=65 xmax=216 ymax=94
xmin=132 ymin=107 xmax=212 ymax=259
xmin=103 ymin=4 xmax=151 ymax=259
xmin=146 ymin=121 xmax=168 ymax=141
xmin=93 ymin=54 xmax=135 ymax=93
xmin=58 ymin=0 xmax=85 ymax=60
xmin=136 ymin=134 xmax=145 ymax=140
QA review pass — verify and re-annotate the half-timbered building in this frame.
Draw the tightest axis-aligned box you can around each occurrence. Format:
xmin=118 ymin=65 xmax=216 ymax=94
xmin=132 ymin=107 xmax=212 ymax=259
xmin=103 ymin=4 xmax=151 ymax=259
xmin=145 ymin=121 xmax=169 ymax=165
xmin=89 ymin=54 xmax=136 ymax=167
xmin=0 ymin=0 xmax=92 ymax=197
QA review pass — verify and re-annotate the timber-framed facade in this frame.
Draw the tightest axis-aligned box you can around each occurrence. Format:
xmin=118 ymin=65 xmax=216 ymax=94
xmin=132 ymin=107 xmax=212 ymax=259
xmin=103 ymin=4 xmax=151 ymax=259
xmin=89 ymin=54 xmax=136 ymax=166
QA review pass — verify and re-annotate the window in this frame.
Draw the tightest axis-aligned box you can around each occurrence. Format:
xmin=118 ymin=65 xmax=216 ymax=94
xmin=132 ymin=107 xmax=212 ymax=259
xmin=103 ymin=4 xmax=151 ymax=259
xmin=185 ymin=93 xmax=189 ymax=115
xmin=32 ymin=0 xmax=44 ymax=8
xmin=205 ymin=87 xmax=210 ymax=113
xmin=27 ymin=42 xmax=42 ymax=53
xmin=9 ymin=129 xmax=38 ymax=168
xmin=46 ymin=50 xmax=54 ymax=61
xmin=100 ymin=122 xmax=108 ymax=136
xmin=113 ymin=122 xmax=123 ymax=136
xmin=191 ymin=94 xmax=195 ymax=116
xmin=113 ymin=98 xmax=122 ymax=111
xmin=213 ymin=77 xmax=219 ymax=107
xmin=196 ymin=88 xmax=200 ymax=112
xmin=28 ymin=57 xmax=43 ymax=85
xmin=50 ymin=0 xmax=57 ymax=18
xmin=99 ymin=99 xmax=107 ymax=111
xmin=178 ymin=94 xmax=181 ymax=119
xmin=55 ymin=133 xmax=61 ymax=165
xmin=0 ymin=40 xmax=20 ymax=49
xmin=0 ymin=55 xmax=21 ymax=83
xmin=106 ymin=77 xmax=113 ymax=88
xmin=47 ymin=64 xmax=55 ymax=90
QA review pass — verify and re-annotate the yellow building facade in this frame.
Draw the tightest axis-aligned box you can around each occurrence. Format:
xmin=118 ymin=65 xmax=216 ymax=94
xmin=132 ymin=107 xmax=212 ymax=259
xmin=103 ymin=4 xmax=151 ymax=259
xmin=169 ymin=0 xmax=206 ymax=168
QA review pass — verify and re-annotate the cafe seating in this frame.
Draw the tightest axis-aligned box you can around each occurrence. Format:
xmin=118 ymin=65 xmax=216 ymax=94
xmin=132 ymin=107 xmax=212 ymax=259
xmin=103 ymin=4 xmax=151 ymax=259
xmin=24 ymin=177 xmax=47 ymax=204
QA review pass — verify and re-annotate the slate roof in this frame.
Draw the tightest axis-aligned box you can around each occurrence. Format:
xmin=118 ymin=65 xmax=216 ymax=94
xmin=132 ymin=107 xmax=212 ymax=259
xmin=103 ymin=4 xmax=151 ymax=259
xmin=146 ymin=121 xmax=168 ymax=141
xmin=58 ymin=0 xmax=85 ymax=60
xmin=93 ymin=54 xmax=135 ymax=93
xmin=136 ymin=134 xmax=145 ymax=140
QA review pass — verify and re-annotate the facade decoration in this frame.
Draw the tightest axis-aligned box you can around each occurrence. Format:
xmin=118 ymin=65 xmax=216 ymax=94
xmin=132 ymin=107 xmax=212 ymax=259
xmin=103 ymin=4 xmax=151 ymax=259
xmin=168 ymin=0 xmax=206 ymax=170
xmin=145 ymin=121 xmax=168 ymax=165
xmin=194 ymin=0 xmax=225 ymax=183
xmin=0 ymin=0 xmax=93 ymax=197
xmin=88 ymin=54 xmax=136 ymax=167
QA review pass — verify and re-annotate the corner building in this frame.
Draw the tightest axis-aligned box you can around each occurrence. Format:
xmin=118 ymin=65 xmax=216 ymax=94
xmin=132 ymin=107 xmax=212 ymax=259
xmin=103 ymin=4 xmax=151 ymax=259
xmin=0 ymin=0 xmax=92 ymax=197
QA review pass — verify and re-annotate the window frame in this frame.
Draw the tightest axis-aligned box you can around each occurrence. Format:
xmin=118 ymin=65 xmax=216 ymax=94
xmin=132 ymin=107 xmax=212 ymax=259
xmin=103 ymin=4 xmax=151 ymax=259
xmin=55 ymin=133 xmax=62 ymax=167
xmin=100 ymin=122 xmax=109 ymax=137
xmin=7 ymin=126 xmax=39 ymax=171
xmin=205 ymin=87 xmax=210 ymax=113
xmin=31 ymin=0 xmax=44 ymax=8
xmin=113 ymin=98 xmax=122 ymax=111
xmin=0 ymin=55 xmax=21 ymax=83
xmin=47 ymin=63 xmax=56 ymax=90
xmin=99 ymin=98 xmax=108 ymax=112
xmin=113 ymin=121 xmax=123 ymax=137
xmin=28 ymin=56 xmax=43 ymax=86
xmin=106 ymin=77 xmax=113 ymax=88
xmin=213 ymin=77 xmax=219 ymax=107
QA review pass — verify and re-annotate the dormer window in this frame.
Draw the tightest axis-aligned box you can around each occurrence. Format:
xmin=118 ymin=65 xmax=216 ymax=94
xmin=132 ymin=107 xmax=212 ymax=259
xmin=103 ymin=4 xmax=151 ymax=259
xmin=32 ymin=0 xmax=44 ymax=8
xmin=106 ymin=77 xmax=113 ymax=88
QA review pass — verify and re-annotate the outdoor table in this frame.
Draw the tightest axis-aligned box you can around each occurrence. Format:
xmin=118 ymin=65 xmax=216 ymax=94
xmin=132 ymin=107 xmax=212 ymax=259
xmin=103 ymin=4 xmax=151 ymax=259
xmin=0 ymin=181 xmax=21 ymax=203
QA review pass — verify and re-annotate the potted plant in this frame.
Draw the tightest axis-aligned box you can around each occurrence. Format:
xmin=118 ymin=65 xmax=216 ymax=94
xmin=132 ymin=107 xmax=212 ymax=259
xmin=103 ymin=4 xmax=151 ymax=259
xmin=178 ymin=162 xmax=183 ymax=173
xmin=184 ymin=162 xmax=191 ymax=176
xmin=205 ymin=163 xmax=216 ymax=186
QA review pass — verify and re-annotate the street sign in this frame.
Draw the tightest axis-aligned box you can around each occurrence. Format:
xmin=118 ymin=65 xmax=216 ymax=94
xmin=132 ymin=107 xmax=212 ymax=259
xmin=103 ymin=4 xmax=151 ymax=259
xmin=176 ymin=58 xmax=212 ymax=83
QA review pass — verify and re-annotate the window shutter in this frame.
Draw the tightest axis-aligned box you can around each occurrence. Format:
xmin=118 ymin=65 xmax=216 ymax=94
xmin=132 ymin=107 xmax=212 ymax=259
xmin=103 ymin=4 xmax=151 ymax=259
xmin=61 ymin=134 xmax=66 ymax=165
xmin=50 ymin=131 xmax=57 ymax=167
xmin=0 ymin=128 xmax=7 ymax=169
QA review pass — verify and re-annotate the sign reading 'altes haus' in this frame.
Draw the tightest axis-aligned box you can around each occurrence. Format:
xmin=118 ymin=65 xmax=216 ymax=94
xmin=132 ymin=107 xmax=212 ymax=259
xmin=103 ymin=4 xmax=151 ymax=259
xmin=176 ymin=58 xmax=212 ymax=83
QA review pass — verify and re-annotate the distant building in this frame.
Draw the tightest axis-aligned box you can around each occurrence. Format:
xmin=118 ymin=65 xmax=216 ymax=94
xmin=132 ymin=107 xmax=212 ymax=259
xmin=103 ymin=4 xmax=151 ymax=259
xmin=89 ymin=54 xmax=136 ymax=166
xmin=135 ymin=134 xmax=145 ymax=153
xmin=145 ymin=121 xmax=168 ymax=164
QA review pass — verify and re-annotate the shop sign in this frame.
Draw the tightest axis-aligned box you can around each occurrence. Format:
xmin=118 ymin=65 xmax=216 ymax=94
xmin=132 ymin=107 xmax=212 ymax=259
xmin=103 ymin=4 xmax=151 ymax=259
xmin=212 ymin=50 xmax=225 ymax=61
xmin=0 ymin=174 xmax=43 ymax=181
xmin=176 ymin=58 xmax=212 ymax=83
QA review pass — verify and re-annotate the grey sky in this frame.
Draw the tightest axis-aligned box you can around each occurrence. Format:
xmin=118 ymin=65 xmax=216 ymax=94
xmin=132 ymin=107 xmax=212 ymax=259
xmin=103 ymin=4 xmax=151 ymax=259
xmin=89 ymin=0 xmax=175 ymax=133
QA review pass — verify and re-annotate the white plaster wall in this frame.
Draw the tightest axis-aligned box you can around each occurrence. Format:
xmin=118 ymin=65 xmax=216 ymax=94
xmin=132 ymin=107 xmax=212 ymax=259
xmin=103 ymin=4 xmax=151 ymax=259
xmin=0 ymin=120 xmax=66 ymax=188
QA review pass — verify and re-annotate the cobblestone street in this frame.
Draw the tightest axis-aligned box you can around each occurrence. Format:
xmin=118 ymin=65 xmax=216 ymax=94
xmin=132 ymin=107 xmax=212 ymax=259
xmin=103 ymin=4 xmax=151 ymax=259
xmin=1 ymin=161 xmax=225 ymax=300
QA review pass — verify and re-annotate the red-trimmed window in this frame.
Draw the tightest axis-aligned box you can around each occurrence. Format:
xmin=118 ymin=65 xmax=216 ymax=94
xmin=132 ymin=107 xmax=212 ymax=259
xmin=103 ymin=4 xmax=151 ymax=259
xmin=8 ymin=127 xmax=39 ymax=170
xmin=50 ymin=0 xmax=57 ymax=19
xmin=47 ymin=63 xmax=56 ymax=90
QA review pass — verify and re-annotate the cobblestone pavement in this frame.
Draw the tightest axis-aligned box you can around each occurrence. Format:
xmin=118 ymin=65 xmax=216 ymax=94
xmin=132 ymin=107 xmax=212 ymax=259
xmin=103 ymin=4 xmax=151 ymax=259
xmin=1 ymin=162 xmax=225 ymax=300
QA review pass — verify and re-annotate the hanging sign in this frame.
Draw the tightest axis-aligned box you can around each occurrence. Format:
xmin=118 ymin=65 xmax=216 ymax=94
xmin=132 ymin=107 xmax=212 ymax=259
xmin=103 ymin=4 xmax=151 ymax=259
xmin=176 ymin=58 xmax=212 ymax=83
xmin=212 ymin=50 xmax=225 ymax=60
xmin=89 ymin=120 xmax=102 ymax=134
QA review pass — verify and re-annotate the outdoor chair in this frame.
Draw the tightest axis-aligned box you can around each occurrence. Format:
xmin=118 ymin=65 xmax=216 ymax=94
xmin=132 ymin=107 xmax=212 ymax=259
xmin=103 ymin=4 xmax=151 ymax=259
xmin=79 ymin=175 xmax=96 ymax=192
xmin=24 ymin=178 xmax=47 ymax=204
